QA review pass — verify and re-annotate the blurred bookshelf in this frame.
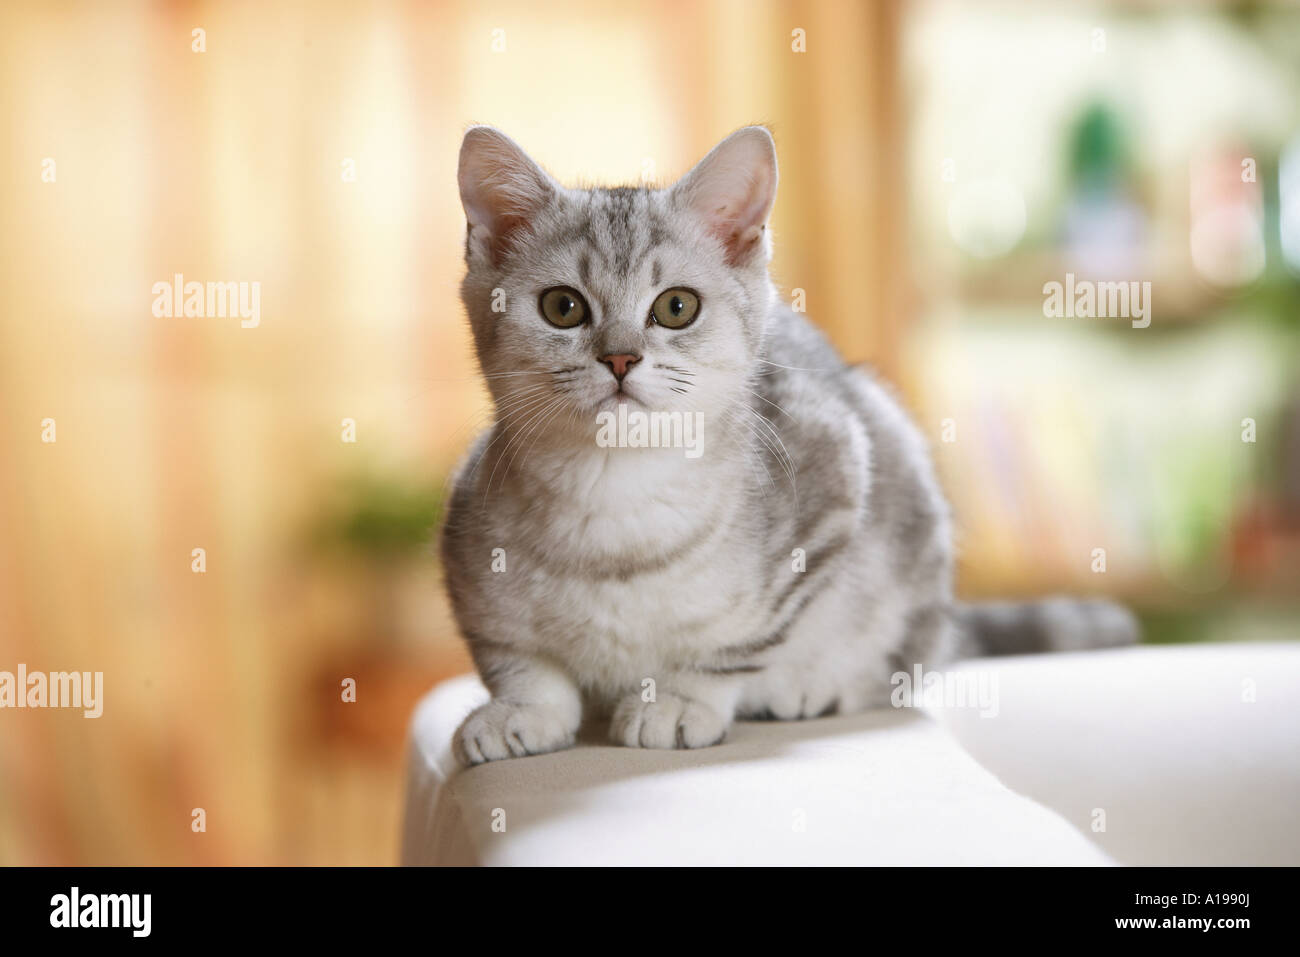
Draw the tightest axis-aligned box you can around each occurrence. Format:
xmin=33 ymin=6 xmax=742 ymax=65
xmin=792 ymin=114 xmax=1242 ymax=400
xmin=899 ymin=2 xmax=1300 ymax=638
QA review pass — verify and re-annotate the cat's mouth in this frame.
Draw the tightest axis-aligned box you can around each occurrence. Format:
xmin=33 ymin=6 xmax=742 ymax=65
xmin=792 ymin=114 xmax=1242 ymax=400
xmin=597 ymin=387 xmax=643 ymax=410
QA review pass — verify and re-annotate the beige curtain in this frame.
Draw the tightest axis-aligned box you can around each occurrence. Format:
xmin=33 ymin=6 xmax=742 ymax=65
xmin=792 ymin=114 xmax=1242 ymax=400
xmin=0 ymin=0 xmax=903 ymax=864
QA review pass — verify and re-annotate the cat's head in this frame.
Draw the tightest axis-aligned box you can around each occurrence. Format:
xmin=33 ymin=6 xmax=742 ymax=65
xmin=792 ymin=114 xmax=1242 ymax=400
xmin=456 ymin=126 xmax=778 ymax=434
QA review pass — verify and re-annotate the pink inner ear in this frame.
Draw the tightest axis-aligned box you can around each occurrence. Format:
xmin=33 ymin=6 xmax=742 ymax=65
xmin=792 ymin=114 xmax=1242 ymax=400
xmin=458 ymin=129 xmax=554 ymax=264
xmin=701 ymin=189 xmax=771 ymax=265
xmin=680 ymin=131 xmax=777 ymax=265
xmin=462 ymin=173 xmax=547 ymax=262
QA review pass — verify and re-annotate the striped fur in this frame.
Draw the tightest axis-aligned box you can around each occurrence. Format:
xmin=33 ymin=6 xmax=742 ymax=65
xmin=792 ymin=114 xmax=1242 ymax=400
xmin=442 ymin=127 xmax=1137 ymax=764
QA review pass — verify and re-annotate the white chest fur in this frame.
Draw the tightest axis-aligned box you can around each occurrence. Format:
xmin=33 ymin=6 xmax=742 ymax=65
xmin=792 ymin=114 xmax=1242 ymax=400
xmin=478 ymin=443 xmax=767 ymax=690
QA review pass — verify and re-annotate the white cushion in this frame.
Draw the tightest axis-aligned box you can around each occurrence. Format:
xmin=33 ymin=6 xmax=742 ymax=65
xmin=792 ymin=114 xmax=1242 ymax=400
xmin=402 ymin=680 xmax=1112 ymax=866
xmin=930 ymin=642 xmax=1300 ymax=865
xmin=401 ymin=642 xmax=1300 ymax=866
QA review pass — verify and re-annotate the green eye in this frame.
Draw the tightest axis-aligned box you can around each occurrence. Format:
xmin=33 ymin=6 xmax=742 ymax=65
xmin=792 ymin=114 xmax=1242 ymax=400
xmin=539 ymin=287 xmax=588 ymax=328
xmin=650 ymin=288 xmax=700 ymax=329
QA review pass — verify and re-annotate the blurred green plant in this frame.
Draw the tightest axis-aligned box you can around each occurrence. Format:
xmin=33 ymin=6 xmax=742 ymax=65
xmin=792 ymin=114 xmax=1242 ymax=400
xmin=305 ymin=472 xmax=443 ymax=562
xmin=1067 ymin=100 xmax=1132 ymax=193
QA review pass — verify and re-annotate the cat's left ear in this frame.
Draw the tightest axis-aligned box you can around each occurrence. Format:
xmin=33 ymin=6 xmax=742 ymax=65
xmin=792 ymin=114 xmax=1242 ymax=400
xmin=672 ymin=126 xmax=778 ymax=267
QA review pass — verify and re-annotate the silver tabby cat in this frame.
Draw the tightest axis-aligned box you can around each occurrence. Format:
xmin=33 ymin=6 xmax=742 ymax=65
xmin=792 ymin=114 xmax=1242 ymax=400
xmin=442 ymin=125 xmax=1137 ymax=764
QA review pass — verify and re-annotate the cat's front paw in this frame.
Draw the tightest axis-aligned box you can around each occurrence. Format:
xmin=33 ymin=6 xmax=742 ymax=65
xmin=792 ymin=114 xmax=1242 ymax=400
xmin=610 ymin=693 xmax=729 ymax=750
xmin=454 ymin=700 xmax=577 ymax=765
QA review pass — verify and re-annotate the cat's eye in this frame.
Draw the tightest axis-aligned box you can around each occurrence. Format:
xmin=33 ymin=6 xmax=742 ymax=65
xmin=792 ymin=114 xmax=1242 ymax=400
xmin=539 ymin=287 xmax=589 ymax=328
xmin=649 ymin=288 xmax=700 ymax=329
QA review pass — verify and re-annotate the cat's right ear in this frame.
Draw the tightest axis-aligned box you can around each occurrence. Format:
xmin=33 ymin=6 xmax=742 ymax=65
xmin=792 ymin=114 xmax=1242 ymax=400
xmin=458 ymin=126 xmax=557 ymax=266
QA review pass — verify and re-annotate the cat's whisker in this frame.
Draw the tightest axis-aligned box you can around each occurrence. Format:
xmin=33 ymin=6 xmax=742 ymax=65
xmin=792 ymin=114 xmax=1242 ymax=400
xmin=508 ymin=393 xmax=575 ymax=485
xmin=466 ymin=391 xmax=560 ymax=496
xmin=483 ymin=394 xmax=569 ymax=503
xmin=753 ymin=356 xmax=837 ymax=374
xmin=403 ymin=368 xmax=563 ymax=402
xmin=500 ymin=394 xmax=573 ymax=492
xmin=653 ymin=363 xmax=696 ymax=377
xmin=480 ymin=367 xmax=576 ymax=380
xmin=710 ymin=404 xmax=779 ymax=498
xmin=731 ymin=399 xmax=798 ymax=497
xmin=435 ymin=382 xmax=555 ymax=503
xmin=732 ymin=415 xmax=790 ymax=493
xmin=743 ymin=385 xmax=800 ymax=425
xmin=472 ymin=384 xmax=554 ymax=431
xmin=690 ymin=394 xmax=778 ymax=494
xmin=738 ymin=422 xmax=797 ymax=509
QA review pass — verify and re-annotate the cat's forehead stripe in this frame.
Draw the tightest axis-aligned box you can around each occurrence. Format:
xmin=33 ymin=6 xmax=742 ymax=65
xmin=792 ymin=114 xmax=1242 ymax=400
xmin=585 ymin=186 xmax=664 ymax=282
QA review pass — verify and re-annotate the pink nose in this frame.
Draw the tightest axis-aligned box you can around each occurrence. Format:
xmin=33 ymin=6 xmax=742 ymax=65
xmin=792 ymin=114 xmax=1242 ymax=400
xmin=600 ymin=353 xmax=641 ymax=381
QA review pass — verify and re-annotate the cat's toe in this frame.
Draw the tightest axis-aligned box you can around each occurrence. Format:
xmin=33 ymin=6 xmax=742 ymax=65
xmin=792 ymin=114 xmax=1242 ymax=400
xmin=610 ymin=694 xmax=729 ymax=750
xmin=454 ymin=700 xmax=576 ymax=765
xmin=742 ymin=685 xmax=842 ymax=721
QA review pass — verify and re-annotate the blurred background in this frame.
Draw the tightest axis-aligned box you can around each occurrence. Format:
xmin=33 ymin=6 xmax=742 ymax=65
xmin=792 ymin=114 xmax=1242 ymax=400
xmin=1 ymin=0 xmax=1297 ymax=865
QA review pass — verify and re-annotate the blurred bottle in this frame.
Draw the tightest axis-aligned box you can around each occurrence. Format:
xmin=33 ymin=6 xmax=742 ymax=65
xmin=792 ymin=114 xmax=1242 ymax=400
xmin=1189 ymin=143 xmax=1266 ymax=288
xmin=1061 ymin=101 xmax=1147 ymax=279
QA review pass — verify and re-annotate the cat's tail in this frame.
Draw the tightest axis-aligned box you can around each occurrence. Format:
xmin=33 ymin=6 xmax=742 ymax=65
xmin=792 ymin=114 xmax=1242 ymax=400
xmin=953 ymin=597 xmax=1139 ymax=658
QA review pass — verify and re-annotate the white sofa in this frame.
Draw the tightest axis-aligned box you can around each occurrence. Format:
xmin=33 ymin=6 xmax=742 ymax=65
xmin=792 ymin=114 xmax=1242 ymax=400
xmin=400 ymin=642 xmax=1300 ymax=866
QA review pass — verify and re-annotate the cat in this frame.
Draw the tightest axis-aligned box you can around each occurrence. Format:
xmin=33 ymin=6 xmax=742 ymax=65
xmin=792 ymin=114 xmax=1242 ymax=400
xmin=441 ymin=125 xmax=1138 ymax=764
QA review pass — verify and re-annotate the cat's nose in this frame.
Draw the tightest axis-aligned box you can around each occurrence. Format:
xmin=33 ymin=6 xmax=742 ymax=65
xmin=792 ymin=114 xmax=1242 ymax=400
xmin=599 ymin=353 xmax=641 ymax=381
